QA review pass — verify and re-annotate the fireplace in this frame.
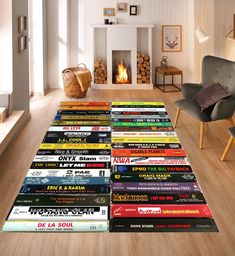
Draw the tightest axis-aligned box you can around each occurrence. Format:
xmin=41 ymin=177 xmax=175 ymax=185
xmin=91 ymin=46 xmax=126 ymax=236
xmin=112 ymin=51 xmax=132 ymax=84
xmin=92 ymin=24 xmax=154 ymax=89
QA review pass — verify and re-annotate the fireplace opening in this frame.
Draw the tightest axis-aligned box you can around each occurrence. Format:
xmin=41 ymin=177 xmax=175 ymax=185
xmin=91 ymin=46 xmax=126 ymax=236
xmin=112 ymin=50 xmax=132 ymax=84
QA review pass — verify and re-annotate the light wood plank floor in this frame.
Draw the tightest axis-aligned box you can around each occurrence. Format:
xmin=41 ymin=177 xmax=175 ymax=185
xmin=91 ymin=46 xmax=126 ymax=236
xmin=0 ymin=88 xmax=235 ymax=256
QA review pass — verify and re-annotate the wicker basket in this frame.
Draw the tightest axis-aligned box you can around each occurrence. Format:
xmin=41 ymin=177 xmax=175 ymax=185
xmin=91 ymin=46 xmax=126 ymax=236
xmin=62 ymin=63 xmax=91 ymax=98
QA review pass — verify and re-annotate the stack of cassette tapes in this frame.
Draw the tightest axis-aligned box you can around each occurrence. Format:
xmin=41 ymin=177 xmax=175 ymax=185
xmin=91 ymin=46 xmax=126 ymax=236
xmin=2 ymin=102 xmax=111 ymax=232
xmin=2 ymin=101 xmax=218 ymax=233
xmin=110 ymin=102 xmax=218 ymax=232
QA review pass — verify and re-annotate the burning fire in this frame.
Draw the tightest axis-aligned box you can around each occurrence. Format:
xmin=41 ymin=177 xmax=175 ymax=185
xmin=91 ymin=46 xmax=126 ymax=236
xmin=116 ymin=61 xmax=129 ymax=84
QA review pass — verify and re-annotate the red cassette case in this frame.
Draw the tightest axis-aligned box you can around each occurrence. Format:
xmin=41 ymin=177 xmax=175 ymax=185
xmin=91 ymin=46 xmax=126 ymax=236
xmin=111 ymin=204 xmax=212 ymax=218
xmin=112 ymin=149 xmax=186 ymax=157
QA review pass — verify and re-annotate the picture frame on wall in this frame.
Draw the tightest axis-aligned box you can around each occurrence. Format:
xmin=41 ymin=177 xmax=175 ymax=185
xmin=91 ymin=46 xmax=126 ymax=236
xmin=129 ymin=5 xmax=138 ymax=16
xmin=117 ymin=3 xmax=128 ymax=13
xmin=162 ymin=25 xmax=182 ymax=52
xmin=18 ymin=16 xmax=27 ymax=34
xmin=103 ymin=8 xmax=116 ymax=16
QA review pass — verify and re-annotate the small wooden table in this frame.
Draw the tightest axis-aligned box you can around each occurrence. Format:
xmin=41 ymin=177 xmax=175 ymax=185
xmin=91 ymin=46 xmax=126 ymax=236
xmin=155 ymin=66 xmax=183 ymax=92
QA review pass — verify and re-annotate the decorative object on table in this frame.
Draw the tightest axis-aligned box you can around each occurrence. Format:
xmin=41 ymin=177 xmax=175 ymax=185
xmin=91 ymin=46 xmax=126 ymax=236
xmin=129 ymin=5 xmax=138 ymax=16
xmin=18 ymin=16 xmax=27 ymax=33
xmin=0 ymin=107 xmax=7 ymax=123
xmin=162 ymin=25 xmax=182 ymax=52
xmin=137 ymin=52 xmax=151 ymax=84
xmin=62 ymin=63 xmax=92 ymax=98
xmin=103 ymin=8 xmax=116 ymax=17
xmin=111 ymin=18 xmax=118 ymax=25
xmin=174 ymin=55 xmax=235 ymax=149
xmin=155 ymin=66 xmax=183 ymax=92
xmin=104 ymin=19 xmax=109 ymax=25
xmin=225 ymin=14 xmax=235 ymax=41
xmin=18 ymin=35 xmax=27 ymax=53
xmin=160 ymin=56 xmax=168 ymax=68
xmin=221 ymin=127 xmax=235 ymax=161
xmin=117 ymin=3 xmax=128 ymax=13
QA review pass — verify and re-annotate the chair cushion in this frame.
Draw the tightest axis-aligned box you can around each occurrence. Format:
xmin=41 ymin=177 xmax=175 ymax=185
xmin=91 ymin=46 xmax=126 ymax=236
xmin=194 ymin=83 xmax=231 ymax=111
xmin=175 ymin=98 xmax=212 ymax=122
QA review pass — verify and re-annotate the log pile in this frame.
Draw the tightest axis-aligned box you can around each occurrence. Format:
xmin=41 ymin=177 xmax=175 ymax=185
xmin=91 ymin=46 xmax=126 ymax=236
xmin=137 ymin=52 xmax=151 ymax=84
xmin=94 ymin=58 xmax=107 ymax=84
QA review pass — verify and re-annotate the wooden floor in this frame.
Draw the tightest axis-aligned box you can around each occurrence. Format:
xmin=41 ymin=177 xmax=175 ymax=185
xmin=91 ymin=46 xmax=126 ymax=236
xmin=0 ymin=88 xmax=235 ymax=256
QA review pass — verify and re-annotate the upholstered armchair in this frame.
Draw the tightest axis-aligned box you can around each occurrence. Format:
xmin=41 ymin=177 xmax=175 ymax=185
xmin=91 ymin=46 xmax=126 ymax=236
xmin=174 ymin=55 xmax=235 ymax=149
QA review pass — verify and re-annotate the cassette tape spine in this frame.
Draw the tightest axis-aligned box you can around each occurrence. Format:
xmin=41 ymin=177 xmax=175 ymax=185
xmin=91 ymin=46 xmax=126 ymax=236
xmin=111 ymin=182 xmax=200 ymax=192
xmin=8 ymin=206 xmax=109 ymax=221
xmin=14 ymin=194 xmax=111 ymax=206
xmin=26 ymin=169 xmax=111 ymax=178
xmin=20 ymin=185 xmax=110 ymax=194
xmin=36 ymin=149 xmax=111 ymax=156
xmin=30 ymin=161 xmax=111 ymax=169
xmin=111 ymin=192 xmax=206 ymax=204
xmin=109 ymin=219 xmax=218 ymax=232
xmin=111 ymin=204 xmax=212 ymax=218
xmin=112 ymin=165 xmax=193 ymax=173
xmin=33 ymin=155 xmax=111 ymax=162
xmin=111 ymin=172 xmax=196 ymax=183
xmin=112 ymin=149 xmax=186 ymax=157
xmin=23 ymin=177 xmax=110 ymax=185
xmin=2 ymin=221 xmax=109 ymax=232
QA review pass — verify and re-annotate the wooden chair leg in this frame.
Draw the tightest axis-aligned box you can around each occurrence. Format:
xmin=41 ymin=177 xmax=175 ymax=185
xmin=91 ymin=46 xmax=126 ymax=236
xmin=227 ymin=117 xmax=234 ymax=126
xmin=174 ymin=108 xmax=181 ymax=128
xmin=199 ymin=122 xmax=205 ymax=149
xmin=221 ymin=136 xmax=234 ymax=161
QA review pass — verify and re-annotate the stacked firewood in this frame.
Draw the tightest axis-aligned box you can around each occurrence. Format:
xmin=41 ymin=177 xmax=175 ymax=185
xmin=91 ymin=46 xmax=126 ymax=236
xmin=94 ymin=58 xmax=107 ymax=84
xmin=137 ymin=52 xmax=151 ymax=84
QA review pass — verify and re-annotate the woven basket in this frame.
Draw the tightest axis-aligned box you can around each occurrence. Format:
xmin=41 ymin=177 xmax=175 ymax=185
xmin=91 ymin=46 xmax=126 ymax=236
xmin=62 ymin=63 xmax=91 ymax=98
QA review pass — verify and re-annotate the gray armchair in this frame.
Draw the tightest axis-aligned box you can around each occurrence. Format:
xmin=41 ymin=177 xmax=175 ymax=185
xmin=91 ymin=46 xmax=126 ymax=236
xmin=174 ymin=55 xmax=235 ymax=149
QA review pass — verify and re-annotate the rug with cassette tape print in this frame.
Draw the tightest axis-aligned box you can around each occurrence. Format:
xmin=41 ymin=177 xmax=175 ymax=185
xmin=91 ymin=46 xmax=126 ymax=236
xmin=2 ymin=102 xmax=218 ymax=232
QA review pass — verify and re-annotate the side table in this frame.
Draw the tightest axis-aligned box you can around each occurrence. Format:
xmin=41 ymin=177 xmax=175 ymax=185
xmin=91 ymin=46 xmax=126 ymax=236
xmin=155 ymin=66 xmax=183 ymax=92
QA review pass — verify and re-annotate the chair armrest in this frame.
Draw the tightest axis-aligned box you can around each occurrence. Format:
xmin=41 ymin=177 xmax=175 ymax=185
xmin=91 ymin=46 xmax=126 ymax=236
xmin=211 ymin=96 xmax=235 ymax=121
xmin=182 ymin=83 xmax=203 ymax=99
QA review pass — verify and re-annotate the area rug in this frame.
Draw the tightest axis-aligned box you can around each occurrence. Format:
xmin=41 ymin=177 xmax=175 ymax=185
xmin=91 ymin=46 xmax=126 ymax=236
xmin=2 ymin=102 xmax=218 ymax=232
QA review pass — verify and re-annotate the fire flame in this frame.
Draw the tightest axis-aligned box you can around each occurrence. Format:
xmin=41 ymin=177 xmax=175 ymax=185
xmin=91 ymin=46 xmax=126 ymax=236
xmin=116 ymin=61 xmax=129 ymax=84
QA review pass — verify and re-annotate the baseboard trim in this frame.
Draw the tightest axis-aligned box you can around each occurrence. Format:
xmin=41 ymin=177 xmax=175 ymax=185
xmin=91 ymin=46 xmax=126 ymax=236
xmin=30 ymin=88 xmax=49 ymax=97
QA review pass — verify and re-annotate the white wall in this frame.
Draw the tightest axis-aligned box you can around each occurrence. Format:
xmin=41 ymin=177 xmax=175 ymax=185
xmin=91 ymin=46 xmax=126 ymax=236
xmin=47 ymin=0 xmax=69 ymax=88
xmin=214 ymin=0 xmax=235 ymax=61
xmin=47 ymin=0 xmax=197 ymax=88
xmin=0 ymin=0 xmax=30 ymax=115
xmin=29 ymin=0 xmax=48 ymax=94
xmin=0 ymin=0 xmax=13 ymax=93
xmin=12 ymin=0 xmax=30 ymax=115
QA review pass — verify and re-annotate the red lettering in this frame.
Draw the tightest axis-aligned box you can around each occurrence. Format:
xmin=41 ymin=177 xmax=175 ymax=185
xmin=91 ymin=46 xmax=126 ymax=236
xmin=38 ymin=223 xmax=46 ymax=227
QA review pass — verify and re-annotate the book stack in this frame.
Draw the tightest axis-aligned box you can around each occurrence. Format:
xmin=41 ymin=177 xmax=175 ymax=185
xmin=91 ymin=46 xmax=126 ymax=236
xmin=109 ymin=102 xmax=218 ymax=232
xmin=2 ymin=102 xmax=111 ymax=232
